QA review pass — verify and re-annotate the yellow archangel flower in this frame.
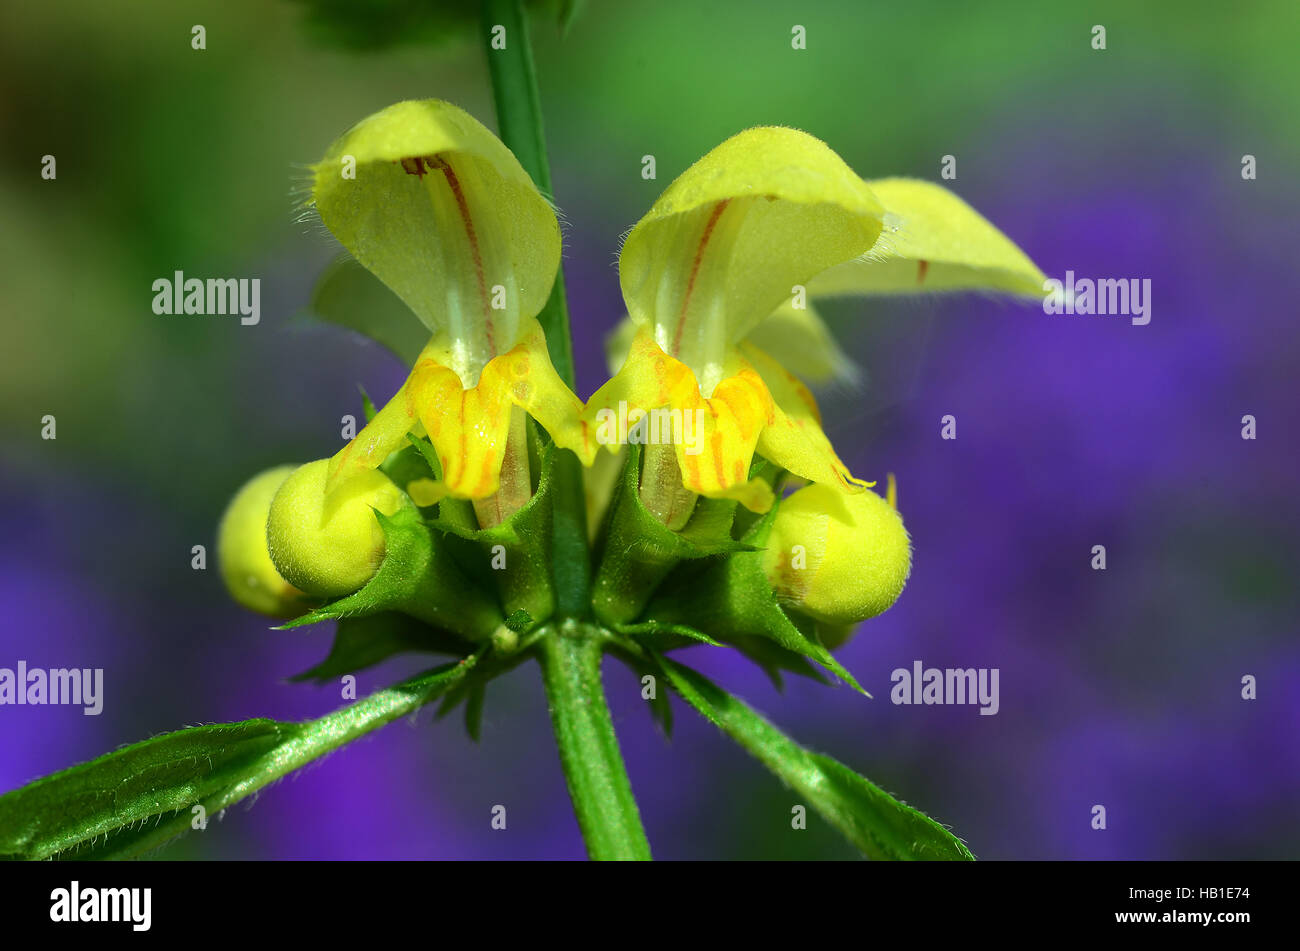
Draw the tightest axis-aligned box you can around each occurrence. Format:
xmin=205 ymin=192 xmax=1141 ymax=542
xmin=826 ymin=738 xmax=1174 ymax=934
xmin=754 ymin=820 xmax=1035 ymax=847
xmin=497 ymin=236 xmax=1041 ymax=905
xmin=593 ymin=127 xmax=1046 ymax=517
xmin=310 ymin=100 xmax=589 ymax=520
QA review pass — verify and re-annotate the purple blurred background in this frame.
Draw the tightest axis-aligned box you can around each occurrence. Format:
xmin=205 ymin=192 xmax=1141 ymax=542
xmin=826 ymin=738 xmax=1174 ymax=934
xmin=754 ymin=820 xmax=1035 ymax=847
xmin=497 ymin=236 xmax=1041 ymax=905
xmin=1 ymin=0 xmax=1296 ymax=858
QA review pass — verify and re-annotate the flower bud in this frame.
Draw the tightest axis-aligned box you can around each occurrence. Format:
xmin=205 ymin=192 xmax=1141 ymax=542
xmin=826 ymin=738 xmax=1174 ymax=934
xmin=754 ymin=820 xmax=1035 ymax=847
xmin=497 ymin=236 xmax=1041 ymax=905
xmin=762 ymin=483 xmax=911 ymax=626
xmin=217 ymin=465 xmax=312 ymax=618
xmin=267 ymin=459 xmax=412 ymax=598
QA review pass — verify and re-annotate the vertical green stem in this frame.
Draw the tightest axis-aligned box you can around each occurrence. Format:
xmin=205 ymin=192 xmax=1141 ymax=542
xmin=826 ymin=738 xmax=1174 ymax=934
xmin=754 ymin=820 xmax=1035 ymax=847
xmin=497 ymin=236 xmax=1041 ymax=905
xmin=482 ymin=0 xmax=590 ymax=616
xmin=480 ymin=0 xmax=637 ymax=858
xmin=538 ymin=626 xmax=652 ymax=860
xmin=482 ymin=0 xmax=573 ymax=386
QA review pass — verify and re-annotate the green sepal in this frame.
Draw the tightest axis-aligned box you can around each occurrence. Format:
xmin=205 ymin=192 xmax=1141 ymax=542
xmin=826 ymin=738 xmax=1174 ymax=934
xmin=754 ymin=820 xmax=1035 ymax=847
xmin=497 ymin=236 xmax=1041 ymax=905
xmin=638 ymin=500 xmax=868 ymax=695
xmin=654 ymin=654 xmax=974 ymax=861
xmin=590 ymin=443 xmax=750 ymax=625
xmin=427 ymin=438 xmax=559 ymax=628
xmin=289 ymin=612 xmax=470 ymax=684
xmin=277 ymin=504 xmax=503 ymax=642
xmin=377 ymin=440 xmax=442 ymax=518
xmin=724 ymin=634 xmax=832 ymax=693
xmin=359 ymin=384 xmax=378 ymax=422
xmin=611 ymin=620 xmax=722 ymax=650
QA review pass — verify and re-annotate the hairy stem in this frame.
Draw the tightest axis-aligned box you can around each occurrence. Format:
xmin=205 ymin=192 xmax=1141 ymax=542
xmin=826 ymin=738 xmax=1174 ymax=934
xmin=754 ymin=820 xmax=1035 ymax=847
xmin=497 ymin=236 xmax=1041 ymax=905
xmin=481 ymin=0 xmax=591 ymax=615
xmin=537 ymin=626 xmax=651 ymax=860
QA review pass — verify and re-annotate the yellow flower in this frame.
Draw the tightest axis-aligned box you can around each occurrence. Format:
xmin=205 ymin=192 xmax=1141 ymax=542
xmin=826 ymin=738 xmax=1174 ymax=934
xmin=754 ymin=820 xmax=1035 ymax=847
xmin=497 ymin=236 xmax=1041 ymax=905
xmin=592 ymin=128 xmax=1046 ymax=517
xmin=309 ymin=100 xmax=590 ymax=521
xmin=587 ymin=127 xmax=884 ymax=515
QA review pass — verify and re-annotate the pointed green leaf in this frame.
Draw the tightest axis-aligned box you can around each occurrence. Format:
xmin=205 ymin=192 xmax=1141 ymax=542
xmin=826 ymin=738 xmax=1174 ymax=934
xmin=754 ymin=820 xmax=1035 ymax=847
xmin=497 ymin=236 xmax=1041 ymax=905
xmin=289 ymin=612 xmax=469 ymax=683
xmin=655 ymin=655 xmax=973 ymax=861
xmin=0 ymin=660 xmax=476 ymax=860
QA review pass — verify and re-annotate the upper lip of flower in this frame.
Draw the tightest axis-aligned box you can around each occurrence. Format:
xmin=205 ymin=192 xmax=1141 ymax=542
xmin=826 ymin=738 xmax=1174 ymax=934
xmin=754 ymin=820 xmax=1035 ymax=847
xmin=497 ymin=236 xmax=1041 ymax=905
xmin=588 ymin=125 xmax=1046 ymax=513
xmin=310 ymin=105 xmax=1046 ymax=517
xmin=309 ymin=99 xmax=588 ymax=508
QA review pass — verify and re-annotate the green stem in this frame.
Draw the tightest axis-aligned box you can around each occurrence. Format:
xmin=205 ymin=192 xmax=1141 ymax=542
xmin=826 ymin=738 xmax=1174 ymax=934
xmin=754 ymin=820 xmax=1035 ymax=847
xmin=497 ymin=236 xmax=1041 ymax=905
xmin=482 ymin=0 xmax=573 ymax=387
xmin=480 ymin=0 xmax=632 ymax=858
xmin=481 ymin=0 xmax=591 ymax=616
xmin=538 ymin=626 xmax=651 ymax=860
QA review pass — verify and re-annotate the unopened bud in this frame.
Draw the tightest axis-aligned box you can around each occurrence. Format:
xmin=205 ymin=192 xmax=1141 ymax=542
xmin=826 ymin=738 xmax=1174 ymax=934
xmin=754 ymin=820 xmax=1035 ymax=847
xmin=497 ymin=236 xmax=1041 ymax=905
xmin=762 ymin=483 xmax=911 ymax=626
xmin=267 ymin=459 xmax=412 ymax=598
xmin=217 ymin=465 xmax=311 ymax=617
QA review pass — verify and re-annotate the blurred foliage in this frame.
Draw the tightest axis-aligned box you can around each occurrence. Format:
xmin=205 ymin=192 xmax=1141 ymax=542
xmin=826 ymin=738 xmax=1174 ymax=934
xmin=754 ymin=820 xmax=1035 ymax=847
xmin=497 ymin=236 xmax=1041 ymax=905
xmin=293 ymin=0 xmax=581 ymax=50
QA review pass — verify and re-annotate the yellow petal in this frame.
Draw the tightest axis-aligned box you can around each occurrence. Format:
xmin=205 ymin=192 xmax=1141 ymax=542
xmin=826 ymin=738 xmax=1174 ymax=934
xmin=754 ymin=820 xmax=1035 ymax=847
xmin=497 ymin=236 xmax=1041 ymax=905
xmin=810 ymin=177 xmax=1045 ymax=297
xmin=609 ymin=300 xmax=858 ymax=387
xmin=311 ymin=100 xmax=561 ymax=382
xmin=326 ymin=369 xmax=424 ymax=500
xmin=328 ymin=318 xmax=588 ymax=504
xmin=585 ymin=329 xmax=775 ymax=513
xmin=740 ymin=343 xmax=874 ymax=494
xmin=619 ymin=127 xmax=885 ymax=389
xmin=408 ymin=317 xmax=591 ymax=500
xmin=741 ymin=299 xmax=859 ymax=385
xmin=603 ymin=313 xmax=639 ymax=377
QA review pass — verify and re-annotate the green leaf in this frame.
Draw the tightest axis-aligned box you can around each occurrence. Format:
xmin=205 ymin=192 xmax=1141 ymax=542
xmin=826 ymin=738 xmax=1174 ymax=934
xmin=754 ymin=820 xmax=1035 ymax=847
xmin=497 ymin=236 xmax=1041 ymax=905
xmin=0 ymin=660 xmax=476 ymax=860
xmin=654 ymin=655 xmax=974 ymax=861
xmin=307 ymin=258 xmax=430 ymax=367
xmin=289 ymin=612 xmax=469 ymax=683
